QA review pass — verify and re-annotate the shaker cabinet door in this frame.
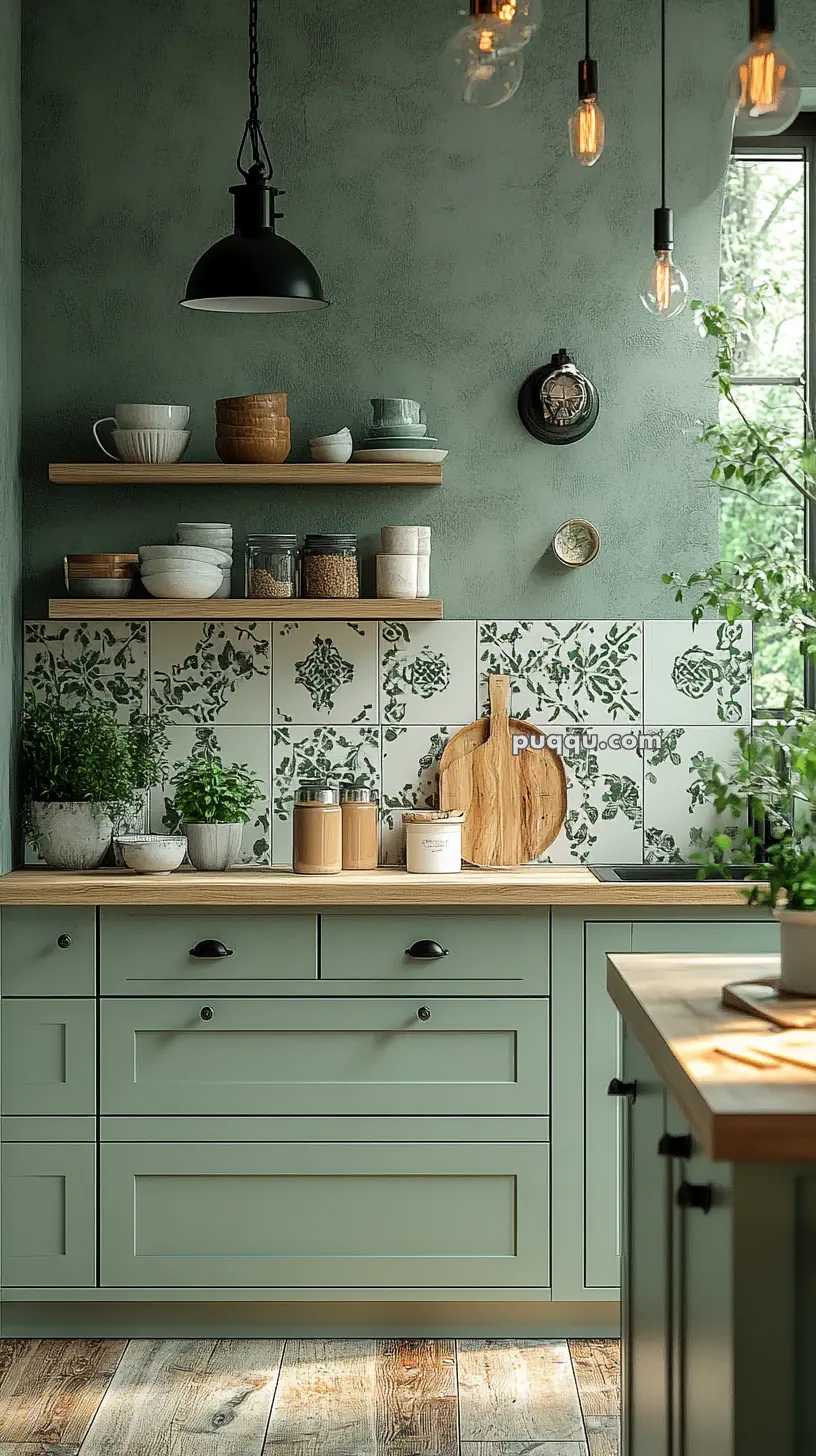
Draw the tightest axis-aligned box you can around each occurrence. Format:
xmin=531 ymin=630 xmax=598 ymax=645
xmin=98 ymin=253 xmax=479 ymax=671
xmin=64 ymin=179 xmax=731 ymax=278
xmin=2 ymin=1141 xmax=96 ymax=1288
xmin=2 ymin=998 xmax=96 ymax=1115
xmin=1 ymin=906 xmax=95 ymax=996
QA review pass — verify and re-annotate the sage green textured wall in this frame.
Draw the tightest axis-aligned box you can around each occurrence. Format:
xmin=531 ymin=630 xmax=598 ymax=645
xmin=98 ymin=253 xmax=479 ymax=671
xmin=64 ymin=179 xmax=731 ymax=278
xmin=0 ymin=0 xmax=20 ymax=872
xmin=19 ymin=0 xmax=816 ymax=618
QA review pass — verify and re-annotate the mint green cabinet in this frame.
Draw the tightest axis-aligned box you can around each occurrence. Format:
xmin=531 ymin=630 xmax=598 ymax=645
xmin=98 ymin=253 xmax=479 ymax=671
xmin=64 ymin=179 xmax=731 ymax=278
xmin=100 ymin=995 xmax=549 ymax=1116
xmin=2 ymin=998 xmax=96 ymax=1115
xmin=99 ymin=908 xmax=317 ymax=993
xmin=100 ymin=1137 xmax=550 ymax=1289
xmin=1 ymin=907 xmax=95 ymax=996
xmin=2 ymin=1141 xmax=95 ymax=1287
xmin=320 ymin=912 xmax=549 ymax=993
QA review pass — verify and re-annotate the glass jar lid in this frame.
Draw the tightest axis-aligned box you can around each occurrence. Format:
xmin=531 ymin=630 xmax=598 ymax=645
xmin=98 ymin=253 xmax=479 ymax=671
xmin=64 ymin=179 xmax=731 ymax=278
xmin=246 ymin=533 xmax=298 ymax=548
xmin=295 ymin=779 xmax=339 ymax=804
xmin=339 ymin=784 xmax=378 ymax=803
xmin=303 ymin=533 xmax=358 ymax=551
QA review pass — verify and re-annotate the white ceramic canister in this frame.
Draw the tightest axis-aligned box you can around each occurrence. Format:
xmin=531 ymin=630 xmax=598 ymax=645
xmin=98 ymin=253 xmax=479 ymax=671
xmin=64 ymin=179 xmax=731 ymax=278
xmin=403 ymin=810 xmax=466 ymax=873
xmin=775 ymin=908 xmax=816 ymax=995
xmin=376 ymin=553 xmax=418 ymax=599
xmin=416 ymin=526 xmax=431 ymax=555
xmin=381 ymin=524 xmax=419 ymax=555
xmin=416 ymin=554 xmax=430 ymax=598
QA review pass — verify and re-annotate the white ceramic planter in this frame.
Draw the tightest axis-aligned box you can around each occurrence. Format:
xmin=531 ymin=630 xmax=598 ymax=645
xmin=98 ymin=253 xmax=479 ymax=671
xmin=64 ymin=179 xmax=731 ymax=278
xmin=184 ymin=821 xmax=243 ymax=871
xmin=776 ymin=908 xmax=816 ymax=995
xmin=31 ymin=801 xmax=113 ymax=869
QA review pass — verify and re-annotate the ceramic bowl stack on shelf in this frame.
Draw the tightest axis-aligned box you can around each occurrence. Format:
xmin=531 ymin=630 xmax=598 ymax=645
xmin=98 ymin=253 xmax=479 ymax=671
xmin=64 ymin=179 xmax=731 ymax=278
xmin=215 ymin=393 xmax=291 ymax=464
xmin=176 ymin=522 xmax=233 ymax=597
xmin=375 ymin=525 xmax=431 ymax=600
xmin=64 ymin=552 xmax=138 ymax=599
xmin=353 ymin=398 xmax=447 ymax=464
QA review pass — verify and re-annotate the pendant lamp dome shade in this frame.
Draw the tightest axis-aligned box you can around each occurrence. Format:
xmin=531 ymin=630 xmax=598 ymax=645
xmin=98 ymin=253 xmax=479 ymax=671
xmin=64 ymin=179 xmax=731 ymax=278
xmin=181 ymin=172 xmax=328 ymax=313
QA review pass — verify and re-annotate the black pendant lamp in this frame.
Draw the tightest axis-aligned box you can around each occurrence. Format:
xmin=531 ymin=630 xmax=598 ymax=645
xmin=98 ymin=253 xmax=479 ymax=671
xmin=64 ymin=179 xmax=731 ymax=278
xmin=637 ymin=0 xmax=688 ymax=320
xmin=181 ymin=0 xmax=328 ymax=314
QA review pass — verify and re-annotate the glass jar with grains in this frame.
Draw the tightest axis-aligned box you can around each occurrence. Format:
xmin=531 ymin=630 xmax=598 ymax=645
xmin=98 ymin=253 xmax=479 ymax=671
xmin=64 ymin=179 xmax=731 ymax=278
xmin=302 ymin=534 xmax=360 ymax=599
xmin=245 ymin=534 xmax=300 ymax=599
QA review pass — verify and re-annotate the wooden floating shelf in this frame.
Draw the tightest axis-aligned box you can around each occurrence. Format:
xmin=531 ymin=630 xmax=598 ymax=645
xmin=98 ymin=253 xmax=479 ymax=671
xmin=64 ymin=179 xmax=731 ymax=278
xmin=49 ymin=598 xmax=444 ymax=621
xmin=48 ymin=462 xmax=442 ymax=487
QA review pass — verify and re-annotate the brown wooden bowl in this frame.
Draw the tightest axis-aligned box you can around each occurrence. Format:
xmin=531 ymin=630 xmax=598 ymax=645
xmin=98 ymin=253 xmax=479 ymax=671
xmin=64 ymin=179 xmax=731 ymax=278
xmin=215 ymin=435 xmax=292 ymax=464
xmin=66 ymin=564 xmax=137 ymax=577
xmin=65 ymin=552 xmax=139 ymax=564
xmin=216 ymin=408 xmax=288 ymax=429
xmin=216 ymin=393 xmax=287 ymax=413
xmin=216 ymin=423 xmax=291 ymax=440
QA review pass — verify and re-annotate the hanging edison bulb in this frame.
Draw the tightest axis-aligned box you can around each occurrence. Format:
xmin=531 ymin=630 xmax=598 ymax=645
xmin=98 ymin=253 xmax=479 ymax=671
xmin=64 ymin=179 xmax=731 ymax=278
xmin=447 ymin=25 xmax=526 ymax=109
xmin=456 ymin=0 xmax=542 ymax=51
xmin=569 ymin=59 xmax=605 ymax=165
xmin=730 ymin=1 xmax=800 ymax=136
xmin=639 ymin=211 xmax=689 ymax=320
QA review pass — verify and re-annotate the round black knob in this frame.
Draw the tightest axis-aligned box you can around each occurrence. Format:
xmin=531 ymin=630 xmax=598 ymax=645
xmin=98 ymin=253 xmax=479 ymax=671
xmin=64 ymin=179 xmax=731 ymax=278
xmin=607 ymin=1077 xmax=637 ymax=1103
xmin=658 ymin=1133 xmax=693 ymax=1160
xmin=199 ymin=1006 xmax=215 ymax=1022
xmin=417 ymin=1006 xmax=432 ymax=1022
xmin=677 ymin=1181 xmax=713 ymax=1214
xmin=56 ymin=935 xmax=72 ymax=949
xmin=406 ymin=940 xmax=450 ymax=960
xmin=189 ymin=940 xmax=234 ymax=960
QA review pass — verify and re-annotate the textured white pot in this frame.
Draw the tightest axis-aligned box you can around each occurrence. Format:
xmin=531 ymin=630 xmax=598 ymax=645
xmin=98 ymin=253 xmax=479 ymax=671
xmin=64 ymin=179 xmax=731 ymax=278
xmin=32 ymin=801 xmax=113 ymax=870
xmin=776 ymin=908 xmax=816 ymax=996
xmin=184 ymin=821 xmax=243 ymax=872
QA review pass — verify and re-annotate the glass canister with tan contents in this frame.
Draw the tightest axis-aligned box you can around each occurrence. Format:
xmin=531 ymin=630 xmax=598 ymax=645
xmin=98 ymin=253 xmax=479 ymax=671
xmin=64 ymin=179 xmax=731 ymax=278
xmin=292 ymin=781 xmax=342 ymax=875
xmin=340 ymin=785 xmax=378 ymax=870
xmin=302 ymin=534 xmax=360 ymax=599
xmin=245 ymin=534 xmax=300 ymax=599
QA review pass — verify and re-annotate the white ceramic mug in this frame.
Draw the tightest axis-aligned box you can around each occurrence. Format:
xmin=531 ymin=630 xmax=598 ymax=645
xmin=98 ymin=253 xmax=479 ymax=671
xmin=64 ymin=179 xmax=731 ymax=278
xmin=94 ymin=404 xmax=190 ymax=459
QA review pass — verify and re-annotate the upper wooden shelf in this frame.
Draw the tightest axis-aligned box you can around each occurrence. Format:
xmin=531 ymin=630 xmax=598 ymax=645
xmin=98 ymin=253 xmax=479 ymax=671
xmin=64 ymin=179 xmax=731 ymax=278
xmin=49 ymin=598 xmax=444 ymax=621
xmin=48 ymin=462 xmax=442 ymax=487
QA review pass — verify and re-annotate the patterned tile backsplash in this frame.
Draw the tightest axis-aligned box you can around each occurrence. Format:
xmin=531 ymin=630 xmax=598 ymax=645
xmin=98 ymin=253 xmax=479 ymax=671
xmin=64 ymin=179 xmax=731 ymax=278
xmin=22 ymin=617 xmax=752 ymax=866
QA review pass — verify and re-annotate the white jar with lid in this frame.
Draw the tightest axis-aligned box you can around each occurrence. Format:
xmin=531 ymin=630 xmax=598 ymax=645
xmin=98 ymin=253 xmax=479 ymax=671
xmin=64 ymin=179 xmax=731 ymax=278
xmin=403 ymin=811 xmax=466 ymax=873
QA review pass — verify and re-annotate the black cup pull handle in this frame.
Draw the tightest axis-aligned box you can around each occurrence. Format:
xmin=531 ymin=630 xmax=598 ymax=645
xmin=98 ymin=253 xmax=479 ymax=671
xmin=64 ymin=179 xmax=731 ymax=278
xmin=607 ymin=1077 xmax=638 ymax=1103
xmin=57 ymin=934 xmax=73 ymax=949
xmin=658 ymin=1132 xmax=693 ymax=1160
xmin=189 ymin=939 xmax=234 ymax=959
xmin=416 ymin=1006 xmax=432 ymax=1022
xmin=199 ymin=1006 xmax=215 ymax=1022
xmin=406 ymin=940 xmax=450 ymax=960
xmin=677 ymin=1180 xmax=713 ymax=1213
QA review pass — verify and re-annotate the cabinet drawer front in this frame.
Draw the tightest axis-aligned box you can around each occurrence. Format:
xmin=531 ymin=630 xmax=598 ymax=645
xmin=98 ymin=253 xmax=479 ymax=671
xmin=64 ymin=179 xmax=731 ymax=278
xmin=631 ymin=921 xmax=780 ymax=955
xmin=100 ymin=1140 xmax=550 ymax=1289
xmin=100 ymin=908 xmax=317 ymax=993
xmin=2 ymin=1141 xmax=96 ymax=1287
xmin=320 ymin=912 xmax=549 ymax=992
xmin=2 ymin=907 xmax=95 ymax=996
xmin=100 ymin=996 xmax=549 ymax=1116
xmin=2 ymin=999 xmax=96 ymax=1115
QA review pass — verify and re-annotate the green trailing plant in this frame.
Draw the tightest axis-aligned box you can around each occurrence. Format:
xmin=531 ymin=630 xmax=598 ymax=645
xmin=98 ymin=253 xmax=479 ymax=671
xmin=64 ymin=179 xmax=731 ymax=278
xmin=171 ymin=751 xmax=262 ymax=825
xmin=22 ymin=696 xmax=169 ymax=833
xmin=744 ymin=839 xmax=816 ymax=913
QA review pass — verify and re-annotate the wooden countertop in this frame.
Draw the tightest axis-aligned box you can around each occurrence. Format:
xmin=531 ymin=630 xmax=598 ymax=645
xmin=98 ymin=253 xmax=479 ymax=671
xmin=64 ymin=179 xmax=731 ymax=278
xmin=0 ymin=866 xmax=756 ymax=906
xmin=607 ymin=952 xmax=816 ymax=1163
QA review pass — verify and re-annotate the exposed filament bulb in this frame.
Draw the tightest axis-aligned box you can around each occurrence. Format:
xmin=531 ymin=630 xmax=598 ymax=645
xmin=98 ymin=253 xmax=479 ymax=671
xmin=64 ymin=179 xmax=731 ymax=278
xmin=478 ymin=27 xmax=494 ymax=51
xmin=739 ymin=33 xmax=786 ymax=113
xmin=639 ymin=246 xmax=689 ymax=320
xmin=569 ymin=96 xmax=605 ymax=166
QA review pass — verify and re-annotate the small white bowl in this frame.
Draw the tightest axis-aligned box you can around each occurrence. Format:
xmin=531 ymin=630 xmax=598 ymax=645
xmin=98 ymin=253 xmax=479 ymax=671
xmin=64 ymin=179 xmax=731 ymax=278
xmin=141 ymin=565 xmax=223 ymax=599
xmin=119 ymin=835 xmax=187 ymax=874
xmin=310 ymin=427 xmax=352 ymax=444
xmin=116 ymin=404 xmax=190 ymax=430
xmin=140 ymin=544 xmax=232 ymax=567
xmin=311 ymin=441 xmax=353 ymax=464
xmin=111 ymin=428 xmax=190 ymax=464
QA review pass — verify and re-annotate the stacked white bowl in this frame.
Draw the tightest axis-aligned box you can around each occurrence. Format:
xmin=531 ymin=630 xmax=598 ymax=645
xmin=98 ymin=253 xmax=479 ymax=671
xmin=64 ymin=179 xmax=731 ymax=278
xmin=375 ymin=525 xmax=431 ymax=600
xmin=176 ymin=522 xmax=233 ymax=598
xmin=93 ymin=404 xmax=191 ymax=464
xmin=139 ymin=544 xmax=227 ymax=600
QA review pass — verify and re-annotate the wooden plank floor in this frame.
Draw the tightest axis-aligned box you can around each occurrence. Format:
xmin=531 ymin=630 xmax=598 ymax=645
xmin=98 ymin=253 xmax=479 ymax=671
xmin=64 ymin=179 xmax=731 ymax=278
xmin=0 ymin=1338 xmax=619 ymax=1456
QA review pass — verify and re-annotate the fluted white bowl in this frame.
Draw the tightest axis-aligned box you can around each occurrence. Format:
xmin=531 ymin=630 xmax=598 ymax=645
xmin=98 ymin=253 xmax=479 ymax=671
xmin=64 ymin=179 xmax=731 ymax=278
xmin=112 ymin=428 xmax=190 ymax=463
xmin=141 ymin=565 xmax=222 ymax=599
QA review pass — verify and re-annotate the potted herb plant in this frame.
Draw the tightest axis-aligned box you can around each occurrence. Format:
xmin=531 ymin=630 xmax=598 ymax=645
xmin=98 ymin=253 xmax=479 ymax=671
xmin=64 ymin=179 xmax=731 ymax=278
xmin=22 ymin=697 xmax=168 ymax=869
xmin=170 ymin=751 xmax=262 ymax=871
xmin=744 ymin=840 xmax=816 ymax=995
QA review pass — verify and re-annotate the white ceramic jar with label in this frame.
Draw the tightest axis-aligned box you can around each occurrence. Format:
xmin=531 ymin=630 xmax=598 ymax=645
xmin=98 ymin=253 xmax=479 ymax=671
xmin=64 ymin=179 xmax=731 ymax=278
xmin=403 ymin=811 xmax=466 ymax=873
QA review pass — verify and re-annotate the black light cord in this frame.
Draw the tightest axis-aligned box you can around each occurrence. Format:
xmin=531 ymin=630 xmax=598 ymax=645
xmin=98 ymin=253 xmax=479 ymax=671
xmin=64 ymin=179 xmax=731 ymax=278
xmin=585 ymin=0 xmax=590 ymax=59
xmin=660 ymin=0 xmax=666 ymax=208
xmin=237 ymin=0 xmax=274 ymax=179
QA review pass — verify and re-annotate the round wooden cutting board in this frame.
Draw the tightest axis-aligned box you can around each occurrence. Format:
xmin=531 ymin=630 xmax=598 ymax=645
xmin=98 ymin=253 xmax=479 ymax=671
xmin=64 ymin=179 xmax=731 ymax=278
xmin=439 ymin=674 xmax=567 ymax=867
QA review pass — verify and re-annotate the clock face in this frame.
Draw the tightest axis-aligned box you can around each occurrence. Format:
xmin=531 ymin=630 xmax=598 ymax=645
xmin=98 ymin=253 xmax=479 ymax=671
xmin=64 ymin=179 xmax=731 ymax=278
xmin=539 ymin=368 xmax=589 ymax=428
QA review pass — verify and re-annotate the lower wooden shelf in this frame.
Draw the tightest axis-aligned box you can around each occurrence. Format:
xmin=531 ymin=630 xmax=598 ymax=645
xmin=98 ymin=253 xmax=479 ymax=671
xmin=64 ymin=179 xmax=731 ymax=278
xmin=48 ymin=598 xmax=444 ymax=620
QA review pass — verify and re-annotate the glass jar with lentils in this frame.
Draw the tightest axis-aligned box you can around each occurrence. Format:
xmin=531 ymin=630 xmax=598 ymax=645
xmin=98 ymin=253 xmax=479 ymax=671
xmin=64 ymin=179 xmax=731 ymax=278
xmin=245 ymin=534 xmax=300 ymax=599
xmin=302 ymin=533 xmax=360 ymax=599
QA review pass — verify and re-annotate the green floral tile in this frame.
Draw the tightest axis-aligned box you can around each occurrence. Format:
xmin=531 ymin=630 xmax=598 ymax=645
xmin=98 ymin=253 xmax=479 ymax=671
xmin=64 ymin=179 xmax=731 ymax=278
xmin=24 ymin=620 xmax=148 ymax=722
xmin=150 ymin=724 xmax=272 ymax=866
xmin=642 ymin=726 xmax=746 ymax=862
xmin=272 ymin=725 xmax=381 ymax=865
xmin=380 ymin=621 xmax=476 ymax=725
xmin=272 ymin=621 xmax=378 ymax=725
xmin=381 ymin=724 xmax=464 ymax=864
xmin=478 ymin=620 xmax=642 ymax=725
xmin=150 ymin=621 xmax=271 ymax=724
xmin=644 ymin=620 xmax=751 ymax=725
xmin=538 ymin=726 xmax=645 ymax=864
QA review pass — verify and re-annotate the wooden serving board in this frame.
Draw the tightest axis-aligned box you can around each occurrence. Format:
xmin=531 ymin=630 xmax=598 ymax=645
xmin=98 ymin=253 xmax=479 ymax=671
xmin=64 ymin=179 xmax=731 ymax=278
xmin=722 ymin=975 xmax=816 ymax=1030
xmin=438 ymin=674 xmax=567 ymax=868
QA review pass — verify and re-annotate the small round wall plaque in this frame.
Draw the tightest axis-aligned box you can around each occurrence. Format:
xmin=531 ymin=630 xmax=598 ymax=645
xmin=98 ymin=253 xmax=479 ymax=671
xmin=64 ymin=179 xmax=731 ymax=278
xmin=518 ymin=349 xmax=599 ymax=445
xmin=551 ymin=519 xmax=600 ymax=568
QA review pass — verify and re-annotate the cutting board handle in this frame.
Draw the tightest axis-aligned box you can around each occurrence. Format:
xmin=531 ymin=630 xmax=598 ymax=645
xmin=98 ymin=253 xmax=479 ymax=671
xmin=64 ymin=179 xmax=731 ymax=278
xmin=487 ymin=674 xmax=511 ymax=738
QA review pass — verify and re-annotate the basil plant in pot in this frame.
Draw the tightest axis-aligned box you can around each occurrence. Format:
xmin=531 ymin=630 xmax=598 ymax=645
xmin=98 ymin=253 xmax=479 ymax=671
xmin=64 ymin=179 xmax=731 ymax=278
xmin=170 ymin=751 xmax=263 ymax=871
xmin=22 ymin=697 xmax=168 ymax=869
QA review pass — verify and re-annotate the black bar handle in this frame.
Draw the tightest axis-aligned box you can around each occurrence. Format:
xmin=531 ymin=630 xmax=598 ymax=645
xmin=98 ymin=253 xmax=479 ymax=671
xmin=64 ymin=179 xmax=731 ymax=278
xmin=189 ymin=939 xmax=234 ymax=959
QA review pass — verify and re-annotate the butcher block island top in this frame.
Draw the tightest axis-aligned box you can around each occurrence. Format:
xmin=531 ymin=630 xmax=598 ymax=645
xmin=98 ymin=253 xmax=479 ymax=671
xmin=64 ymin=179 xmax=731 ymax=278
xmin=608 ymin=951 xmax=816 ymax=1164
xmin=0 ymin=866 xmax=756 ymax=906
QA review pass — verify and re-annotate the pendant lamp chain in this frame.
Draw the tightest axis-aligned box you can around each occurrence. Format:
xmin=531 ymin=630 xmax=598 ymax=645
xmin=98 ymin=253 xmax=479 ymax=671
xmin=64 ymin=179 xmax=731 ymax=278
xmin=237 ymin=0 xmax=274 ymax=180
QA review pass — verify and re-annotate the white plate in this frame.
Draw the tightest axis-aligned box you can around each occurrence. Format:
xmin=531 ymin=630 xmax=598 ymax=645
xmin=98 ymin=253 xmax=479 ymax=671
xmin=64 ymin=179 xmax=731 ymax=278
xmin=352 ymin=448 xmax=448 ymax=464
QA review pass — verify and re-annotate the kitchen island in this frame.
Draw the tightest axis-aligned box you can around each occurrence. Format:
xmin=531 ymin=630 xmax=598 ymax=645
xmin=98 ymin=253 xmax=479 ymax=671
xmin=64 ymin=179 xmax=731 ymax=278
xmin=608 ymin=952 xmax=816 ymax=1456
xmin=0 ymin=870 xmax=777 ymax=1338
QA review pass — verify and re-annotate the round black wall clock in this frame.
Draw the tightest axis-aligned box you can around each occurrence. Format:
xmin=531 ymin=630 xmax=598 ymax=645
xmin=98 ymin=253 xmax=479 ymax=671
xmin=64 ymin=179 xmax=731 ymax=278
xmin=518 ymin=348 xmax=599 ymax=445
